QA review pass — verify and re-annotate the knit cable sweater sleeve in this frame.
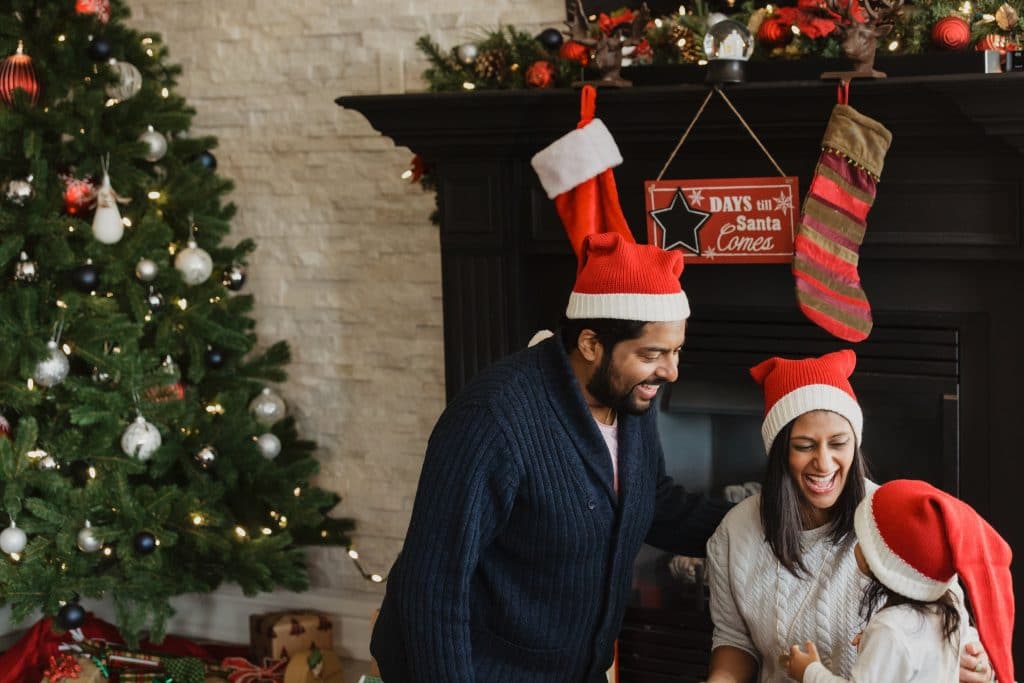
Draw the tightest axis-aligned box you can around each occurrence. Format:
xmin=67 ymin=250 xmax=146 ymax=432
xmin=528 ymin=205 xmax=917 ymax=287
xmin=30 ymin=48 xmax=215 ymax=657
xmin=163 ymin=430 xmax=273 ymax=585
xmin=707 ymin=515 xmax=760 ymax=661
xmin=395 ymin=400 xmax=520 ymax=681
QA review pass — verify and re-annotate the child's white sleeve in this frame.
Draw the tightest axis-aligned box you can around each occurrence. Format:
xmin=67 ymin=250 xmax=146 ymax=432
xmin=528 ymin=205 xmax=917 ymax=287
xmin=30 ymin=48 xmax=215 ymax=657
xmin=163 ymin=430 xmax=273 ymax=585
xmin=802 ymin=619 xmax=916 ymax=683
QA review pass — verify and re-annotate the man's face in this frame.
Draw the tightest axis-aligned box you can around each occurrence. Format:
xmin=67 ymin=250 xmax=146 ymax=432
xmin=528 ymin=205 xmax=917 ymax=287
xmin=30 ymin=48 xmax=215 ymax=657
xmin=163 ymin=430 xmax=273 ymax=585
xmin=586 ymin=320 xmax=686 ymax=415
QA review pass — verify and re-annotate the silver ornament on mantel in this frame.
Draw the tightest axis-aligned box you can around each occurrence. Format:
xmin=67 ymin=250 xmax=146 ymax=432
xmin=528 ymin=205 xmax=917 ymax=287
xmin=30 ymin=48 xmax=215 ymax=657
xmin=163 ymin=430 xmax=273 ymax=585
xmin=249 ymin=388 xmax=286 ymax=426
xmin=0 ymin=521 xmax=27 ymax=555
xmin=139 ymin=125 xmax=167 ymax=162
xmin=105 ymin=59 xmax=142 ymax=101
xmin=456 ymin=43 xmax=479 ymax=64
xmin=174 ymin=239 xmax=213 ymax=285
xmin=5 ymin=176 xmax=33 ymax=205
xmin=13 ymin=251 xmax=38 ymax=282
xmin=135 ymin=257 xmax=158 ymax=282
xmin=91 ymin=168 xmax=129 ymax=244
xmin=121 ymin=415 xmax=161 ymax=461
xmin=194 ymin=445 xmax=217 ymax=470
xmin=33 ymin=341 xmax=70 ymax=388
xmin=255 ymin=432 xmax=281 ymax=460
xmin=76 ymin=520 xmax=102 ymax=553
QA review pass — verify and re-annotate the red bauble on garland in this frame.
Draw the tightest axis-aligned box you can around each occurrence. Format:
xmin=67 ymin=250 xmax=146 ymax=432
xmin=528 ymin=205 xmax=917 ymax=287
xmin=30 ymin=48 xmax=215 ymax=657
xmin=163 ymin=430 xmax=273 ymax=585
xmin=931 ymin=16 xmax=971 ymax=50
xmin=757 ymin=16 xmax=794 ymax=49
xmin=525 ymin=60 xmax=555 ymax=88
xmin=975 ymin=32 xmax=1016 ymax=52
xmin=75 ymin=0 xmax=111 ymax=23
xmin=1 ymin=41 xmax=40 ymax=107
xmin=559 ymin=41 xmax=591 ymax=66
xmin=62 ymin=176 xmax=97 ymax=215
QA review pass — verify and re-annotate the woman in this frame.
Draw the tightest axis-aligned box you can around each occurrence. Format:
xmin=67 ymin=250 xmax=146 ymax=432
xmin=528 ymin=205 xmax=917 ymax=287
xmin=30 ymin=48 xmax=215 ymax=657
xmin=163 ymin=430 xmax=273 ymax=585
xmin=704 ymin=350 xmax=992 ymax=683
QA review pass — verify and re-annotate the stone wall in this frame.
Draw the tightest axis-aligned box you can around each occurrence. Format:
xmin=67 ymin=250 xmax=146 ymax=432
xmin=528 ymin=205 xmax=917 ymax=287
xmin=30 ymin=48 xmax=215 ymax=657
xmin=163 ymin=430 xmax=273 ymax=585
xmin=127 ymin=0 xmax=563 ymax=659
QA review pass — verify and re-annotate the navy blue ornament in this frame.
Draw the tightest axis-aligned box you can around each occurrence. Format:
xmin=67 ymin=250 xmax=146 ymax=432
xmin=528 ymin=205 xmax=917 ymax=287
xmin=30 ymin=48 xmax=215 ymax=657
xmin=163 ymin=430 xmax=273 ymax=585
xmin=71 ymin=261 xmax=100 ymax=292
xmin=538 ymin=28 xmax=564 ymax=50
xmin=195 ymin=151 xmax=217 ymax=171
xmin=57 ymin=602 xmax=86 ymax=630
xmin=88 ymin=37 xmax=113 ymax=61
xmin=205 ymin=347 xmax=225 ymax=369
xmin=133 ymin=531 xmax=157 ymax=555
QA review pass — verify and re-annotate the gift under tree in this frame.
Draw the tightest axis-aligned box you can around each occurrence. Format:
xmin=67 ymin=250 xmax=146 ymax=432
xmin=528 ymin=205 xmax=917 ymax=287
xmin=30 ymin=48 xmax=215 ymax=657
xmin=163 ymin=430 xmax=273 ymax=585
xmin=0 ymin=0 xmax=353 ymax=657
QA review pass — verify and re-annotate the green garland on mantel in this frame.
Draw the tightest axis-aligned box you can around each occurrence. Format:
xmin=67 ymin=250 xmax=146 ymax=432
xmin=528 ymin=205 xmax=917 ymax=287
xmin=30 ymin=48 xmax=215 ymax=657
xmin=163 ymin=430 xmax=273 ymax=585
xmin=418 ymin=0 xmax=1023 ymax=92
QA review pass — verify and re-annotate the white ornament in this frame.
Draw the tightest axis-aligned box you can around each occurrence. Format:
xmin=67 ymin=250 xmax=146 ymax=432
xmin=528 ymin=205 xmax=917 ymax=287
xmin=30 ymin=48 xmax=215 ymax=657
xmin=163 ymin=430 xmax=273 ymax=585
xmin=255 ymin=432 xmax=281 ymax=460
xmin=91 ymin=170 xmax=129 ymax=244
xmin=33 ymin=341 xmax=70 ymax=387
xmin=456 ymin=44 xmax=479 ymax=64
xmin=5 ymin=176 xmax=33 ymax=205
xmin=139 ymin=125 xmax=167 ymax=162
xmin=121 ymin=415 xmax=162 ymax=461
xmin=105 ymin=59 xmax=142 ymax=101
xmin=0 ymin=521 xmax=27 ymax=554
xmin=135 ymin=258 xmax=158 ymax=282
xmin=76 ymin=521 xmax=102 ymax=553
xmin=249 ymin=388 xmax=286 ymax=426
xmin=174 ymin=239 xmax=213 ymax=285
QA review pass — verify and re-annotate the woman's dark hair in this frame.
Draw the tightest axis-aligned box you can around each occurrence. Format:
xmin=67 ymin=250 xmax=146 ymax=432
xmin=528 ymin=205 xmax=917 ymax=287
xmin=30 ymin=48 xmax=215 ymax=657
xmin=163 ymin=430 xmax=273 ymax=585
xmin=860 ymin=579 xmax=964 ymax=647
xmin=560 ymin=317 xmax=648 ymax=355
xmin=760 ymin=418 xmax=868 ymax=576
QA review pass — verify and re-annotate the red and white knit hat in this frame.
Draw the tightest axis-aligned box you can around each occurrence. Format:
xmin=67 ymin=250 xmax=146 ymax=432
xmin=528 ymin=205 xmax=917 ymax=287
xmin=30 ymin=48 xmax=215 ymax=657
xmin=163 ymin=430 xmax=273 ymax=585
xmin=854 ymin=479 xmax=1014 ymax=683
xmin=567 ymin=232 xmax=689 ymax=321
xmin=531 ymin=85 xmax=636 ymax=262
xmin=749 ymin=349 xmax=862 ymax=453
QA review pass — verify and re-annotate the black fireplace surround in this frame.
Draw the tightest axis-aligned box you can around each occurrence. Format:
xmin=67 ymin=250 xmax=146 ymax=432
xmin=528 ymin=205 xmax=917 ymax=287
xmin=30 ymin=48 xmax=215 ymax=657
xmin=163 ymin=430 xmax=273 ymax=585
xmin=338 ymin=73 xmax=1024 ymax=677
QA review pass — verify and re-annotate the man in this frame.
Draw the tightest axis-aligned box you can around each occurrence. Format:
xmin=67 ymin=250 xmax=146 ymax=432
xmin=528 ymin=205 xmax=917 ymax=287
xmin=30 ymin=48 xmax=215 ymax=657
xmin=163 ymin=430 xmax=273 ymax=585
xmin=370 ymin=233 xmax=730 ymax=682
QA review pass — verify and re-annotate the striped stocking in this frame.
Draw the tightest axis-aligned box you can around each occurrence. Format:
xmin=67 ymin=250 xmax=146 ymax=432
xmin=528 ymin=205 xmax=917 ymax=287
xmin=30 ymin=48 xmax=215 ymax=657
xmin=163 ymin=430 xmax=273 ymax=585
xmin=794 ymin=104 xmax=892 ymax=342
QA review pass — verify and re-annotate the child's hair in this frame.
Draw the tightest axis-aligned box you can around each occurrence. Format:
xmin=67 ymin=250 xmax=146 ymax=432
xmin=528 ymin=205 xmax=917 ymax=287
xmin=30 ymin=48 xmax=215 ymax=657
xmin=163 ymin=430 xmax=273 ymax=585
xmin=860 ymin=576 xmax=964 ymax=647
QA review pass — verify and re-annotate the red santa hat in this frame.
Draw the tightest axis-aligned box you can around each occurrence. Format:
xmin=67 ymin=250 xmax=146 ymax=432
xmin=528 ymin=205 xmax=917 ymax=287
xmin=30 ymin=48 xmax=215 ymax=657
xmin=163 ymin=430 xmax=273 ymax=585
xmin=854 ymin=479 xmax=1014 ymax=683
xmin=530 ymin=85 xmax=638 ymax=264
xmin=749 ymin=349 xmax=862 ymax=454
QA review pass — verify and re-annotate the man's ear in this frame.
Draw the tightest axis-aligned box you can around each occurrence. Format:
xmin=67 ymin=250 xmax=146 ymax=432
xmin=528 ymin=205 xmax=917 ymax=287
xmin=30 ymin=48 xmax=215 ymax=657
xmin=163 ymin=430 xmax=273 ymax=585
xmin=577 ymin=329 xmax=603 ymax=363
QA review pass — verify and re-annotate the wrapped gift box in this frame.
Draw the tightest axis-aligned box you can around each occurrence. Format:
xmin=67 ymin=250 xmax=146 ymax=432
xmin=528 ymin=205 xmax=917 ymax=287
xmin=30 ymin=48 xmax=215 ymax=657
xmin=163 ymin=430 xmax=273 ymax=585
xmin=249 ymin=611 xmax=333 ymax=661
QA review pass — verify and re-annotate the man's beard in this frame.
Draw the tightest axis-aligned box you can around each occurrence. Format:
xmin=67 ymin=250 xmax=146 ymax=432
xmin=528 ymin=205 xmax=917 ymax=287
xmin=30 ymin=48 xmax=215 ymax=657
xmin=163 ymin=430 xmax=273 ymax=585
xmin=586 ymin=352 xmax=663 ymax=416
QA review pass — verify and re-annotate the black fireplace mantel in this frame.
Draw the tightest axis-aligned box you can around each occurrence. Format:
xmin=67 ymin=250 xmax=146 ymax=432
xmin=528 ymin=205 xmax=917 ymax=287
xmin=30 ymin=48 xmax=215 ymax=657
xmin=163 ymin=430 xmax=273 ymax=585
xmin=338 ymin=73 xmax=1024 ymax=668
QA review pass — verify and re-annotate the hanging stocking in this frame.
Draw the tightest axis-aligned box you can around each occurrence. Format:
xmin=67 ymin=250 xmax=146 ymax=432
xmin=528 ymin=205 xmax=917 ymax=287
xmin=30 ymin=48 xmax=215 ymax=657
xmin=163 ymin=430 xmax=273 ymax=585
xmin=793 ymin=97 xmax=892 ymax=342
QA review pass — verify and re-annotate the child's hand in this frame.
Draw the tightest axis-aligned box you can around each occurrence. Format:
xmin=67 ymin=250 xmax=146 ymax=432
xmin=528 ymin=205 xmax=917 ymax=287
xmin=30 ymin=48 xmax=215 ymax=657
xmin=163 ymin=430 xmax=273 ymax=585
xmin=786 ymin=641 xmax=821 ymax=681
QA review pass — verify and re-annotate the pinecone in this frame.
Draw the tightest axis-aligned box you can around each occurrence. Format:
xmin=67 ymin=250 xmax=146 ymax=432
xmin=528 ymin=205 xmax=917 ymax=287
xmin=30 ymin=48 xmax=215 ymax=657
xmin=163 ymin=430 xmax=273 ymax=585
xmin=669 ymin=25 xmax=704 ymax=63
xmin=474 ymin=49 xmax=509 ymax=83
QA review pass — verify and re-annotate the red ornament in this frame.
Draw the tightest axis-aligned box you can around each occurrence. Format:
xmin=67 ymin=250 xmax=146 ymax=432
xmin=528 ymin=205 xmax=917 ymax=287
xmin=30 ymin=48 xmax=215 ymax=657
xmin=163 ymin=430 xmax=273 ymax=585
xmin=145 ymin=382 xmax=186 ymax=403
xmin=932 ymin=15 xmax=971 ymax=50
xmin=62 ymin=176 xmax=97 ymax=216
xmin=757 ymin=16 xmax=794 ymax=49
xmin=559 ymin=41 xmax=590 ymax=66
xmin=975 ymin=32 xmax=1015 ymax=53
xmin=0 ymin=415 xmax=10 ymax=440
xmin=525 ymin=60 xmax=555 ymax=88
xmin=43 ymin=654 xmax=82 ymax=682
xmin=1 ymin=41 xmax=40 ymax=107
xmin=75 ymin=0 xmax=111 ymax=23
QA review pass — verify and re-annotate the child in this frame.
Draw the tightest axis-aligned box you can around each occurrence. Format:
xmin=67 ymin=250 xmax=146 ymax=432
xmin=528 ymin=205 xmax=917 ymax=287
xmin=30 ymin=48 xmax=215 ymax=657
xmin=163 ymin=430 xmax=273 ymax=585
xmin=784 ymin=479 xmax=1014 ymax=683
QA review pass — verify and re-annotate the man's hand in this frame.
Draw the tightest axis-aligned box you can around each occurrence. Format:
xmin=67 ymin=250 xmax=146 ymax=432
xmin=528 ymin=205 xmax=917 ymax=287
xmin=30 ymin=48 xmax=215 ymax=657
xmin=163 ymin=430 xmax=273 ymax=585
xmin=959 ymin=641 xmax=995 ymax=682
xmin=786 ymin=641 xmax=821 ymax=682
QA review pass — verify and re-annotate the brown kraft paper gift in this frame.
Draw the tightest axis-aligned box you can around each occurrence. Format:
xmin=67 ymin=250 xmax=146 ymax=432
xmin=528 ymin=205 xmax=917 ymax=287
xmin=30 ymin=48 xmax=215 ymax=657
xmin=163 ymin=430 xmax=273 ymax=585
xmin=249 ymin=611 xmax=334 ymax=661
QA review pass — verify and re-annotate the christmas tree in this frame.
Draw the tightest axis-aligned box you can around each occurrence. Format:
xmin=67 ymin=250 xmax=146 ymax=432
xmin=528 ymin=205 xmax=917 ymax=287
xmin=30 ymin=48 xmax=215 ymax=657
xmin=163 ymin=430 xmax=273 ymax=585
xmin=0 ymin=0 xmax=353 ymax=643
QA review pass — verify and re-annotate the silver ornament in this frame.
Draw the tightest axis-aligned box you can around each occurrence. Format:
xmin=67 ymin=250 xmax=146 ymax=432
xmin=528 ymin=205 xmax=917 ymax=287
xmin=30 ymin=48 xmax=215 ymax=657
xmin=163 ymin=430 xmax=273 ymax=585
xmin=139 ymin=126 xmax=168 ymax=162
xmin=5 ymin=176 xmax=33 ymax=205
xmin=76 ymin=521 xmax=102 ymax=553
xmin=33 ymin=341 xmax=70 ymax=388
xmin=14 ymin=251 xmax=38 ymax=282
xmin=255 ymin=432 xmax=281 ymax=460
xmin=146 ymin=286 xmax=164 ymax=312
xmin=194 ymin=445 xmax=217 ymax=470
xmin=456 ymin=43 xmax=479 ymax=64
xmin=222 ymin=263 xmax=246 ymax=291
xmin=174 ymin=239 xmax=213 ymax=285
xmin=249 ymin=388 xmax=286 ymax=426
xmin=121 ymin=415 xmax=162 ymax=461
xmin=135 ymin=258 xmax=158 ymax=282
xmin=0 ymin=521 xmax=27 ymax=554
xmin=105 ymin=59 xmax=143 ymax=101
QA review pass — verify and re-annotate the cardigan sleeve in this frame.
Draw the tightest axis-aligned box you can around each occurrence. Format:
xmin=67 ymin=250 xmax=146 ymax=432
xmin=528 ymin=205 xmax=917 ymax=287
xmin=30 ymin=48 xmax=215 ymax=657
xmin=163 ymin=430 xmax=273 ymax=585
xmin=393 ymin=401 xmax=520 ymax=681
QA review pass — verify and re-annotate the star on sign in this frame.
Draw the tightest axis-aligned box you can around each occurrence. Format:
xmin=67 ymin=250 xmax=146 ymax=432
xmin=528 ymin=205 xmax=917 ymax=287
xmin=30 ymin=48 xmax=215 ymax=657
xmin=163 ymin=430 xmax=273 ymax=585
xmin=650 ymin=188 xmax=712 ymax=255
xmin=773 ymin=191 xmax=793 ymax=214
xmin=686 ymin=188 xmax=705 ymax=207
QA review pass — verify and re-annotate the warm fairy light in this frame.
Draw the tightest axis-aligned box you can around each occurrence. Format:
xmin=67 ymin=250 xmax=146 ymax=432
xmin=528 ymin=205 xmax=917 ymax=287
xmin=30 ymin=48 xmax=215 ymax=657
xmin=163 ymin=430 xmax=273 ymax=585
xmin=400 ymin=169 xmax=413 ymax=180
xmin=348 ymin=549 xmax=360 ymax=559
xmin=888 ymin=40 xmax=899 ymax=51
xmin=261 ymin=527 xmax=273 ymax=536
xmin=145 ymin=49 xmax=154 ymax=57
xmin=462 ymin=82 xmax=475 ymax=90
xmin=122 ymin=217 xmax=132 ymax=227
xmin=961 ymin=1 xmax=972 ymax=12
xmin=678 ymin=4 xmax=686 ymax=13
xmin=144 ymin=314 xmax=152 ymax=322
xmin=205 ymin=403 xmax=225 ymax=415
xmin=112 ymin=345 xmax=121 ymax=354
xmin=155 ymin=539 xmax=161 ymax=547
xmin=58 ymin=35 xmax=66 ymax=42
xmin=209 ymin=296 xmax=222 ymax=303
xmin=161 ymin=87 xmax=169 ymax=98
xmin=655 ymin=18 xmax=663 ymax=27
xmin=192 ymin=514 xmax=205 ymax=526
xmin=88 ymin=466 xmax=97 ymax=479
xmin=61 ymin=562 xmax=68 ymax=571
xmin=698 ymin=59 xmax=708 ymax=65
xmin=269 ymin=510 xmax=279 ymax=519
xmin=105 ymin=98 xmax=118 ymax=107
xmin=677 ymin=38 xmax=687 ymax=47
xmin=26 ymin=378 xmax=35 ymax=390
xmin=57 ymin=300 xmax=68 ymax=308
xmin=321 ymin=530 xmax=329 ymax=538
xmin=371 ymin=574 xmax=384 ymax=583
xmin=234 ymin=526 xmax=247 ymax=538
xmin=168 ymin=243 xmax=177 ymax=255
xmin=62 ymin=343 xmax=72 ymax=355
xmin=177 ymin=298 xmax=188 ymax=310
xmin=791 ymin=25 xmax=801 ymax=34
xmin=68 ymin=225 xmax=75 ymax=232
xmin=277 ymin=516 xmax=288 ymax=529
xmin=147 ymin=191 xmax=161 ymax=200
xmin=142 ymin=38 xmax=154 ymax=45
xmin=10 ymin=553 xmax=20 ymax=562
xmin=293 ymin=486 xmax=302 ymax=497
xmin=102 ymin=547 xmax=112 ymax=556
xmin=105 ymin=292 xmax=114 ymax=298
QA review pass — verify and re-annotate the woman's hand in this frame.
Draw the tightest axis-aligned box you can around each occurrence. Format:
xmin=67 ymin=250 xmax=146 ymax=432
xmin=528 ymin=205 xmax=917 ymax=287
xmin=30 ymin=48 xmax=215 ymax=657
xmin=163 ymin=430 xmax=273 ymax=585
xmin=785 ymin=641 xmax=821 ymax=682
xmin=959 ymin=642 xmax=995 ymax=682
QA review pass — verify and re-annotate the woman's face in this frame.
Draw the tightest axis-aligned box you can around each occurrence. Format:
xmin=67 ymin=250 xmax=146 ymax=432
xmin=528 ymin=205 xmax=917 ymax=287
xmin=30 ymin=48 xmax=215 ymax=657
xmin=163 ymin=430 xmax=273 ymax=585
xmin=787 ymin=410 xmax=856 ymax=527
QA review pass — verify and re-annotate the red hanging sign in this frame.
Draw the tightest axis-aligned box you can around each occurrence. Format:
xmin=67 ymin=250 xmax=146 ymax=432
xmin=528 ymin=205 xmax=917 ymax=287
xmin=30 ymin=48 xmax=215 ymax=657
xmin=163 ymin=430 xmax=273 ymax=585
xmin=645 ymin=176 xmax=800 ymax=264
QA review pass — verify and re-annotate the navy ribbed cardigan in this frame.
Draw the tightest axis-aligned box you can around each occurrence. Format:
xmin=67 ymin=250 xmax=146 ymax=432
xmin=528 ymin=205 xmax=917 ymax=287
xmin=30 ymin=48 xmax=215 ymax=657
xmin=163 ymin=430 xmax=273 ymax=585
xmin=370 ymin=337 xmax=730 ymax=682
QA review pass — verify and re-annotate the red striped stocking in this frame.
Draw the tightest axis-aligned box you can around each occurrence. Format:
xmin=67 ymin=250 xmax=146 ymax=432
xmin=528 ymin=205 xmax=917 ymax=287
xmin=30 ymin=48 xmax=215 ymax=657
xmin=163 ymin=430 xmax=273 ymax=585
xmin=794 ymin=103 xmax=892 ymax=342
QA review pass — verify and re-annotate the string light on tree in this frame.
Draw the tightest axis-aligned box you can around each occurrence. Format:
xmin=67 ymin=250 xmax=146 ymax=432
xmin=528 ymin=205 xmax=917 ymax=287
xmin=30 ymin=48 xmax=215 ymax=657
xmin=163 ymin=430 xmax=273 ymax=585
xmin=347 ymin=548 xmax=386 ymax=583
